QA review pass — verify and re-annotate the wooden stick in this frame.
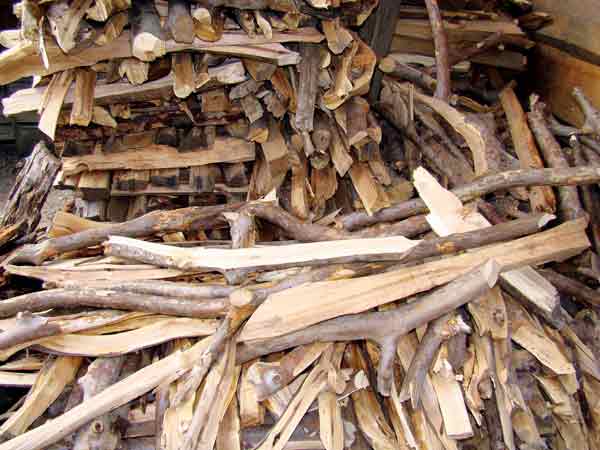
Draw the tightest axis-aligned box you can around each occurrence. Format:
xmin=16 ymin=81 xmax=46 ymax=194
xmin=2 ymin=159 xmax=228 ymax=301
xmin=572 ymin=87 xmax=600 ymax=135
xmin=340 ymin=166 xmax=600 ymax=231
xmin=423 ymin=0 xmax=450 ymax=101
xmin=105 ymin=212 xmax=551 ymax=272
xmin=238 ymin=261 xmax=500 ymax=396
xmin=0 ymin=288 xmax=228 ymax=319
xmin=528 ymin=96 xmax=585 ymax=221
xmin=11 ymin=202 xmax=243 ymax=265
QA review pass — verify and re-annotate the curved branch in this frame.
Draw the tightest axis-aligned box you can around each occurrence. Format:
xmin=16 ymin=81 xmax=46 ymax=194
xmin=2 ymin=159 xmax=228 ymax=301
xmin=237 ymin=260 xmax=500 ymax=396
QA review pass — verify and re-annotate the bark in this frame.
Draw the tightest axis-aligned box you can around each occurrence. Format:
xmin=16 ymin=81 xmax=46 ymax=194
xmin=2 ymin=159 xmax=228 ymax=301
xmin=528 ymin=98 xmax=584 ymax=221
xmin=0 ymin=288 xmax=228 ymax=319
xmin=572 ymin=87 xmax=600 ymax=135
xmin=0 ymin=312 xmax=62 ymax=351
xmin=424 ymin=0 xmax=450 ymax=101
xmin=11 ymin=202 xmax=243 ymax=266
xmin=538 ymin=269 xmax=600 ymax=308
xmin=237 ymin=260 xmax=500 ymax=396
xmin=0 ymin=142 xmax=61 ymax=248
xmin=73 ymin=356 xmax=126 ymax=450
xmin=339 ymin=167 xmax=600 ymax=230
xmin=379 ymin=57 xmax=436 ymax=93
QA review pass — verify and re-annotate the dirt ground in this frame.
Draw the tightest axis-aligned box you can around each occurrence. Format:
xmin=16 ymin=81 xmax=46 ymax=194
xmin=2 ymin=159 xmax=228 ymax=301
xmin=0 ymin=151 xmax=74 ymax=228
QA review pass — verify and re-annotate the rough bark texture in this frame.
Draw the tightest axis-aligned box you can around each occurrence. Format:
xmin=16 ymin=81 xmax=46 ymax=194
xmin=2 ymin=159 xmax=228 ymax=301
xmin=0 ymin=142 xmax=61 ymax=248
xmin=423 ymin=0 xmax=450 ymax=101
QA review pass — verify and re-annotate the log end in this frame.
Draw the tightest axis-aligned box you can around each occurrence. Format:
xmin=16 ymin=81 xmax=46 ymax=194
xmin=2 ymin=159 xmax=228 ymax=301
xmin=482 ymin=259 xmax=501 ymax=288
xmin=132 ymin=32 xmax=166 ymax=62
xmin=538 ymin=213 xmax=556 ymax=228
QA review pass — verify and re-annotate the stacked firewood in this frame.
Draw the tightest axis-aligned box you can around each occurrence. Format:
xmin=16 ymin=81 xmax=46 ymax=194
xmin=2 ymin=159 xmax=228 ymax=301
xmin=1 ymin=1 xmax=600 ymax=450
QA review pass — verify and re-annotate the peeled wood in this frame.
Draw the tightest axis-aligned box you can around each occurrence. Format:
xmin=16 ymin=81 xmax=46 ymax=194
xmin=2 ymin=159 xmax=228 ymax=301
xmin=295 ymin=43 xmax=320 ymax=132
xmin=238 ymin=217 xmax=588 ymax=346
xmin=61 ymin=139 xmax=254 ymax=175
xmin=340 ymin=166 xmax=600 ymax=230
xmin=0 ymin=337 xmax=212 ymax=450
xmin=130 ymin=0 xmax=166 ymax=61
xmin=172 ymin=52 xmax=194 ymax=98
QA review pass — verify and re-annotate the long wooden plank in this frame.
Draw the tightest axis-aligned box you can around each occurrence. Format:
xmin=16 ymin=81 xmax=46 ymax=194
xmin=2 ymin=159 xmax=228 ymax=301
xmin=61 ymin=138 xmax=255 ymax=175
xmin=107 ymin=234 xmax=421 ymax=272
xmin=0 ymin=29 xmax=322 ymax=86
xmin=238 ymin=218 xmax=589 ymax=341
xmin=0 ymin=371 xmax=38 ymax=387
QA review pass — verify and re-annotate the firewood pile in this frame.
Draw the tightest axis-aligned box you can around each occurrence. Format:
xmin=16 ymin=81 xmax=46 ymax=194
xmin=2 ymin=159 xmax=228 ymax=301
xmin=1 ymin=1 xmax=600 ymax=450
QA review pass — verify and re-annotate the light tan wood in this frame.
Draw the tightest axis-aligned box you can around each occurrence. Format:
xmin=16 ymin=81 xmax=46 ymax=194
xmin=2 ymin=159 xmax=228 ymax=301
xmin=11 ymin=318 xmax=218 ymax=358
xmin=349 ymin=163 xmax=390 ymax=215
xmin=239 ymin=218 xmax=588 ymax=341
xmin=69 ymin=68 xmax=96 ymax=126
xmin=239 ymin=361 xmax=265 ymax=428
xmin=0 ymin=337 xmax=212 ymax=450
xmin=61 ymin=138 xmax=255 ymax=175
xmin=172 ymin=52 xmax=195 ymax=98
xmin=413 ymin=167 xmax=560 ymax=318
xmin=38 ymin=70 xmax=75 ymax=140
xmin=0 ymin=30 xmax=21 ymax=49
xmin=91 ymin=105 xmax=117 ymax=127
xmin=431 ymin=369 xmax=473 ymax=439
xmin=46 ymin=0 xmax=94 ymax=53
xmin=106 ymin=233 xmax=421 ymax=272
xmin=0 ymin=356 xmax=81 ymax=437
xmin=0 ymin=28 xmax=322 ymax=86
xmin=118 ymin=58 xmax=149 ymax=85
xmin=0 ymin=357 xmax=44 ymax=372
xmin=0 ymin=372 xmax=38 ymax=387
xmin=78 ymin=171 xmax=111 ymax=201
xmin=499 ymin=85 xmax=556 ymax=214
xmin=259 ymin=118 xmax=289 ymax=191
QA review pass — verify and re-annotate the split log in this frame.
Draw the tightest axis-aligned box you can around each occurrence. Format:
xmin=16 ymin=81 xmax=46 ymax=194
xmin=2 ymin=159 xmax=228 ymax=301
xmin=11 ymin=202 xmax=243 ymax=265
xmin=39 ymin=70 xmax=75 ymax=140
xmin=340 ymin=166 xmax=600 ymax=231
xmin=130 ymin=0 xmax=166 ymax=62
xmin=239 ymin=261 xmax=499 ymax=396
xmin=294 ymin=44 xmax=320 ymax=133
xmin=238 ymin=217 xmax=589 ymax=345
xmin=69 ymin=69 xmax=96 ymax=127
xmin=0 ymin=142 xmax=61 ymax=248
